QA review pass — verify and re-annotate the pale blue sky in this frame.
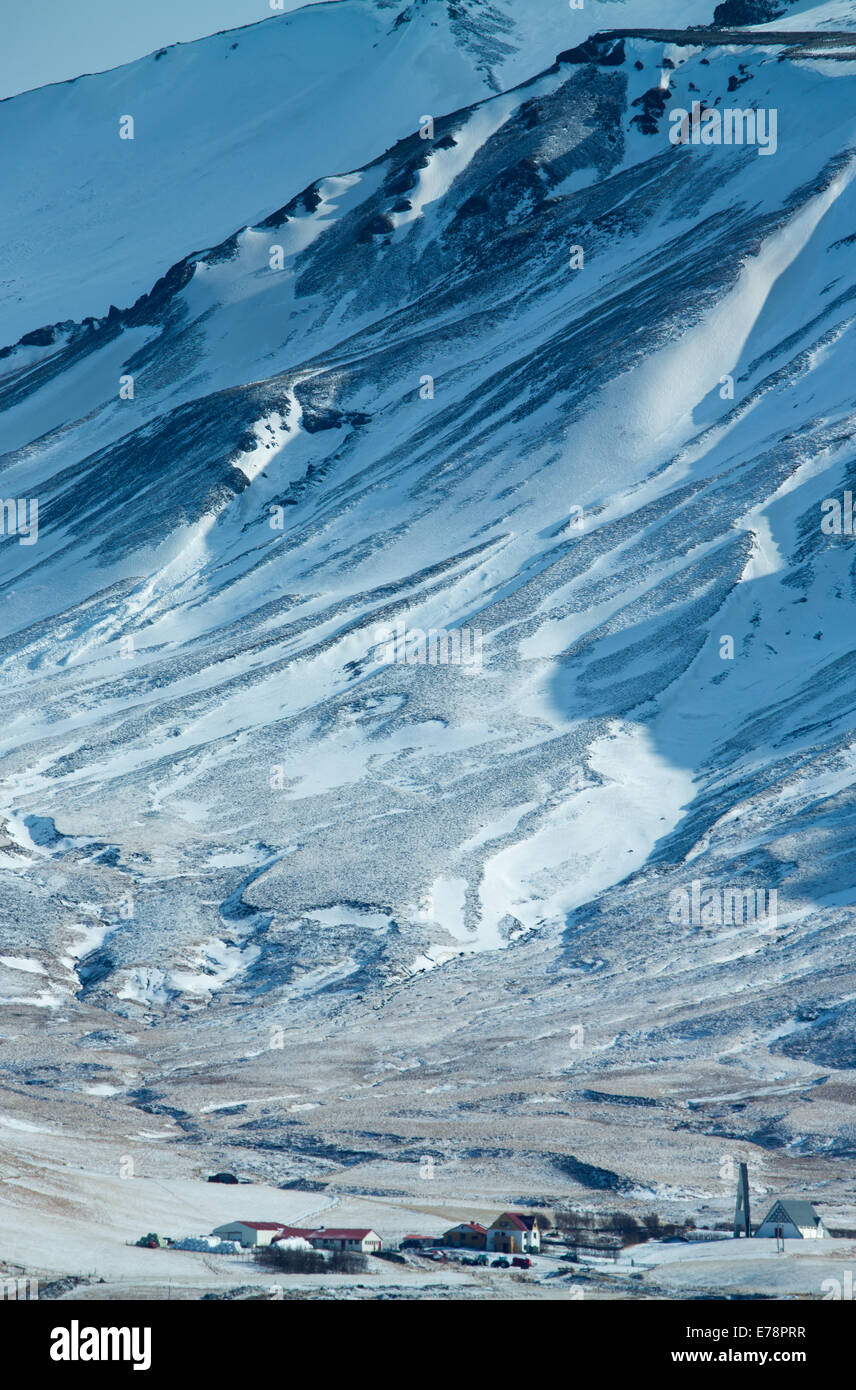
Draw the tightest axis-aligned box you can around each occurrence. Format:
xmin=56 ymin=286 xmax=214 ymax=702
xmin=1 ymin=0 xmax=337 ymax=100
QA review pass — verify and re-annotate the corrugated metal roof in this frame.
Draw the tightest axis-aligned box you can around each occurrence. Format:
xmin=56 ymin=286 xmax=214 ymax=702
xmin=223 ymin=1221 xmax=285 ymax=1230
xmin=309 ymin=1229 xmax=376 ymax=1240
xmin=494 ymin=1212 xmax=538 ymax=1231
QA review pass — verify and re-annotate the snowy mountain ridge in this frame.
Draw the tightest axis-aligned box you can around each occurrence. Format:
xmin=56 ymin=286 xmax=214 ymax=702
xmin=0 ymin=0 xmax=806 ymax=347
xmin=3 ymin=1 xmax=856 ymax=1197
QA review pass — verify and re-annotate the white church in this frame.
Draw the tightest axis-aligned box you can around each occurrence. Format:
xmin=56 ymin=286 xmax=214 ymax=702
xmin=755 ymin=1199 xmax=828 ymax=1240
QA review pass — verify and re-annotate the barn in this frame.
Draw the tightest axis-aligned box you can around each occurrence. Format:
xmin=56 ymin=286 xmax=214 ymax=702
xmin=210 ymin=1220 xmax=284 ymax=1248
xmin=754 ymin=1199 xmax=828 ymax=1240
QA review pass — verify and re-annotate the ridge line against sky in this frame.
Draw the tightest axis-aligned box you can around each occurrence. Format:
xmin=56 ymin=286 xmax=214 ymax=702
xmin=0 ymin=0 xmax=340 ymax=101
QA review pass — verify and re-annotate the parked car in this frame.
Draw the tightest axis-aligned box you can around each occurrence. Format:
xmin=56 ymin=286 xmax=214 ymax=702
xmin=491 ymin=1257 xmax=510 ymax=1268
xmin=511 ymin=1256 xmax=532 ymax=1269
xmin=207 ymin=1172 xmax=238 ymax=1184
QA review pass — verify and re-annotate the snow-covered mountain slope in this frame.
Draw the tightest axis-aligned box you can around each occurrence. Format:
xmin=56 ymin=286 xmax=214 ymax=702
xmin=1 ymin=0 xmax=759 ymax=348
xmin=3 ymin=13 xmax=856 ymax=1191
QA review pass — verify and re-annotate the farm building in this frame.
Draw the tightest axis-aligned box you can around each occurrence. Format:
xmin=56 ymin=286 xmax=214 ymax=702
xmin=486 ymin=1213 xmax=544 ymax=1254
xmin=442 ymin=1222 xmax=488 ymax=1250
xmin=302 ymin=1228 xmax=382 ymax=1254
xmin=210 ymin=1221 xmax=285 ymax=1248
xmin=210 ymin=1220 xmax=384 ymax=1255
xmin=755 ymin=1200 xmax=828 ymax=1240
xmin=400 ymin=1235 xmax=437 ymax=1250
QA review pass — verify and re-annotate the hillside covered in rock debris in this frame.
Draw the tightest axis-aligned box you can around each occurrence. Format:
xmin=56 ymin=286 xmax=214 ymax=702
xmin=2 ymin=0 xmax=856 ymax=1210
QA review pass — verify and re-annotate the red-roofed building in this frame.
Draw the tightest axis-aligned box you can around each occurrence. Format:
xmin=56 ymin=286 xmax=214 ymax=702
xmin=215 ymin=1221 xmax=383 ymax=1254
xmin=442 ymin=1221 xmax=488 ymax=1250
xmin=303 ymin=1227 xmax=382 ymax=1254
xmin=486 ymin=1213 xmax=546 ymax=1254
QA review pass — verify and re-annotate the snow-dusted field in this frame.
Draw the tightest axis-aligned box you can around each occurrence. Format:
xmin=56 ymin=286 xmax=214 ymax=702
xmin=619 ymin=1236 xmax=856 ymax=1297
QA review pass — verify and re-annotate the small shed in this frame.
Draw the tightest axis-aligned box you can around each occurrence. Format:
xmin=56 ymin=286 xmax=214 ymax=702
xmin=755 ymin=1199 xmax=828 ymax=1240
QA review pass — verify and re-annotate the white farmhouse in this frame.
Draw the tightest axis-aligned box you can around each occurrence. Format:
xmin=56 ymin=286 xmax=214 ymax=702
xmin=306 ymin=1227 xmax=382 ymax=1255
xmin=755 ymin=1199 xmax=828 ymax=1240
xmin=211 ymin=1220 xmax=285 ymax=1248
xmin=486 ymin=1212 xmax=544 ymax=1254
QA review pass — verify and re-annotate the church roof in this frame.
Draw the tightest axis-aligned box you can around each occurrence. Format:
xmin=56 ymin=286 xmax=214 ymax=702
xmin=761 ymin=1199 xmax=823 ymax=1227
